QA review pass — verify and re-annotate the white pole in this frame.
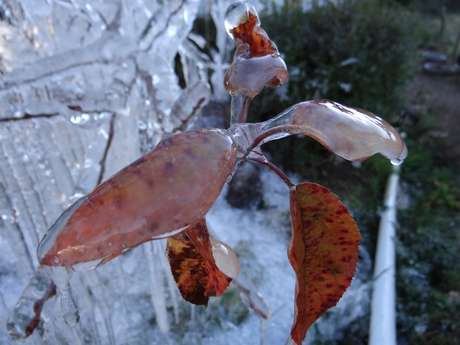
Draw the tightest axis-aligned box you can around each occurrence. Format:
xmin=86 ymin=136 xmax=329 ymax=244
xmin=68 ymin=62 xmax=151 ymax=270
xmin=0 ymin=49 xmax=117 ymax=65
xmin=369 ymin=167 xmax=400 ymax=345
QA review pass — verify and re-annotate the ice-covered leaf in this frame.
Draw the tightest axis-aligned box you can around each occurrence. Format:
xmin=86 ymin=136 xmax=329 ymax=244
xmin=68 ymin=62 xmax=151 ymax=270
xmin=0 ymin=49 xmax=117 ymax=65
xmin=166 ymin=219 xmax=237 ymax=305
xmin=288 ymin=182 xmax=361 ymax=345
xmin=38 ymin=130 xmax=238 ymax=267
xmin=224 ymin=2 xmax=288 ymax=98
xmin=260 ymin=100 xmax=408 ymax=164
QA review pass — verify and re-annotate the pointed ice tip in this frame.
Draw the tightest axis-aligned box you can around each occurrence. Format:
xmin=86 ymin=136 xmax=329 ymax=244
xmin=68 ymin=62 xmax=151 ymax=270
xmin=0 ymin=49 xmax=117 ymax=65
xmin=390 ymin=142 xmax=408 ymax=166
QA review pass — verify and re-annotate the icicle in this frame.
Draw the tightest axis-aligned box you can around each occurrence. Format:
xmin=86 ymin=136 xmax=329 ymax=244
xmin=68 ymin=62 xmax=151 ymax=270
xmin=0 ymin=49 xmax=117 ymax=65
xmin=160 ymin=242 xmax=180 ymax=324
xmin=84 ymin=272 xmax=116 ymax=345
xmin=260 ymin=318 xmax=267 ymax=345
xmin=144 ymin=241 xmax=170 ymax=333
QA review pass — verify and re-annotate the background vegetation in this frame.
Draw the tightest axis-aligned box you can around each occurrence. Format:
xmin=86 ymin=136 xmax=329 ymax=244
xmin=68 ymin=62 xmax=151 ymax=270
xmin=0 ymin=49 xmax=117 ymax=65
xmin=252 ymin=0 xmax=460 ymax=344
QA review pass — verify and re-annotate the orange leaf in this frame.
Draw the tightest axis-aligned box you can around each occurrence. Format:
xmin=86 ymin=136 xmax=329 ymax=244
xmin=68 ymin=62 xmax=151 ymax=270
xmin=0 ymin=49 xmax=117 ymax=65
xmin=166 ymin=220 xmax=235 ymax=305
xmin=288 ymin=183 xmax=361 ymax=344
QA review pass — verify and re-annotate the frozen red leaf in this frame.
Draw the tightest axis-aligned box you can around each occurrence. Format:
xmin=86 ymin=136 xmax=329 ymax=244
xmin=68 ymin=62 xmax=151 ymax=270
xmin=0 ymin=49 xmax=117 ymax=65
xmin=39 ymin=129 xmax=237 ymax=267
xmin=288 ymin=182 xmax=361 ymax=345
xmin=167 ymin=219 xmax=238 ymax=305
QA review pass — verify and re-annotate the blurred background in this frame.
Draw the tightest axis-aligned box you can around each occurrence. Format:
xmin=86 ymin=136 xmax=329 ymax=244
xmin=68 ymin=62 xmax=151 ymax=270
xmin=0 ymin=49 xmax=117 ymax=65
xmin=0 ymin=0 xmax=459 ymax=344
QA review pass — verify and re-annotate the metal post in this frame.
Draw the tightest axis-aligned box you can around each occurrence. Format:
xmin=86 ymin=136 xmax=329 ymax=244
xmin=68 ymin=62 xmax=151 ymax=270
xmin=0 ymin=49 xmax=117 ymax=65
xmin=369 ymin=167 xmax=400 ymax=345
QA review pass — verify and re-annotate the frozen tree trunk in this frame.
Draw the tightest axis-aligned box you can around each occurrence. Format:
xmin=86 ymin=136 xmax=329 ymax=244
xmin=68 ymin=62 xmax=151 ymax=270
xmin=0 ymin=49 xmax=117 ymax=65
xmin=0 ymin=1 xmax=209 ymax=344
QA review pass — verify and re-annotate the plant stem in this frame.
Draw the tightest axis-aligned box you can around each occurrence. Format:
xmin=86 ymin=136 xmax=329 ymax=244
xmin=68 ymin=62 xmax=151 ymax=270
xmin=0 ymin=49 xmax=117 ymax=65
xmin=243 ymin=126 xmax=292 ymax=160
xmin=248 ymin=157 xmax=294 ymax=188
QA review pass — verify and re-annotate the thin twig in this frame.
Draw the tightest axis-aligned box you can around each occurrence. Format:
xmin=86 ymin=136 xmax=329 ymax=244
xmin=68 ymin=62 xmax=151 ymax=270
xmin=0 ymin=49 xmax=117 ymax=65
xmin=97 ymin=114 xmax=116 ymax=185
xmin=243 ymin=126 xmax=292 ymax=161
xmin=248 ymin=157 xmax=294 ymax=188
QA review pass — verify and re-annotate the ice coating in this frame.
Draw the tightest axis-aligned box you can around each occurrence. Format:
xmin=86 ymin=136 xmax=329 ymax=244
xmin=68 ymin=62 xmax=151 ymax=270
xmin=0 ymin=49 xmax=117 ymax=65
xmin=224 ymin=1 xmax=260 ymax=39
xmin=259 ymin=100 xmax=408 ymax=163
xmin=38 ymin=130 xmax=238 ymax=267
xmin=210 ymin=237 xmax=240 ymax=279
xmin=224 ymin=2 xmax=288 ymax=99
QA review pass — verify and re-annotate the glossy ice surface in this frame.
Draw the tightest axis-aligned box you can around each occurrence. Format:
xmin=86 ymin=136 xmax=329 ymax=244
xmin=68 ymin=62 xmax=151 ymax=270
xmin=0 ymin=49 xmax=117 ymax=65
xmin=261 ymin=100 xmax=408 ymax=163
xmin=210 ymin=237 xmax=240 ymax=279
xmin=225 ymin=54 xmax=288 ymax=98
xmin=38 ymin=130 xmax=237 ymax=267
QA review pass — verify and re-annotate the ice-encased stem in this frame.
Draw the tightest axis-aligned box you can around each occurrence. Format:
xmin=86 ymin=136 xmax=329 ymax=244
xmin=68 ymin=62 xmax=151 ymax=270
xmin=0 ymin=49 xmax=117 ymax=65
xmin=230 ymin=93 xmax=252 ymax=125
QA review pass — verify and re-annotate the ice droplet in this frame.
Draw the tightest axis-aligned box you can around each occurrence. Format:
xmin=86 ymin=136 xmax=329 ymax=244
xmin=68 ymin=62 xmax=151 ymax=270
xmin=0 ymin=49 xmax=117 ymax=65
xmin=210 ymin=238 xmax=240 ymax=279
xmin=224 ymin=1 xmax=259 ymax=38
xmin=391 ymin=158 xmax=402 ymax=166
xmin=390 ymin=144 xmax=407 ymax=166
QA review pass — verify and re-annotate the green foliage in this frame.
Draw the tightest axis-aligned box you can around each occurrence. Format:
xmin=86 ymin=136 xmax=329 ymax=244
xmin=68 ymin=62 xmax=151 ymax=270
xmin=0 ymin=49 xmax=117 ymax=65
xmin=254 ymin=0 xmax=421 ymax=120
xmin=395 ymin=0 xmax=460 ymax=14
xmin=396 ymin=108 xmax=460 ymax=345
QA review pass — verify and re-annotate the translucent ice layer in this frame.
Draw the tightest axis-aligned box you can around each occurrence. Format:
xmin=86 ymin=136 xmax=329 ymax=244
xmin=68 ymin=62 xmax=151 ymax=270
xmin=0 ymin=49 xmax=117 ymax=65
xmin=225 ymin=53 xmax=288 ymax=99
xmin=210 ymin=237 xmax=240 ymax=279
xmin=230 ymin=100 xmax=407 ymax=164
